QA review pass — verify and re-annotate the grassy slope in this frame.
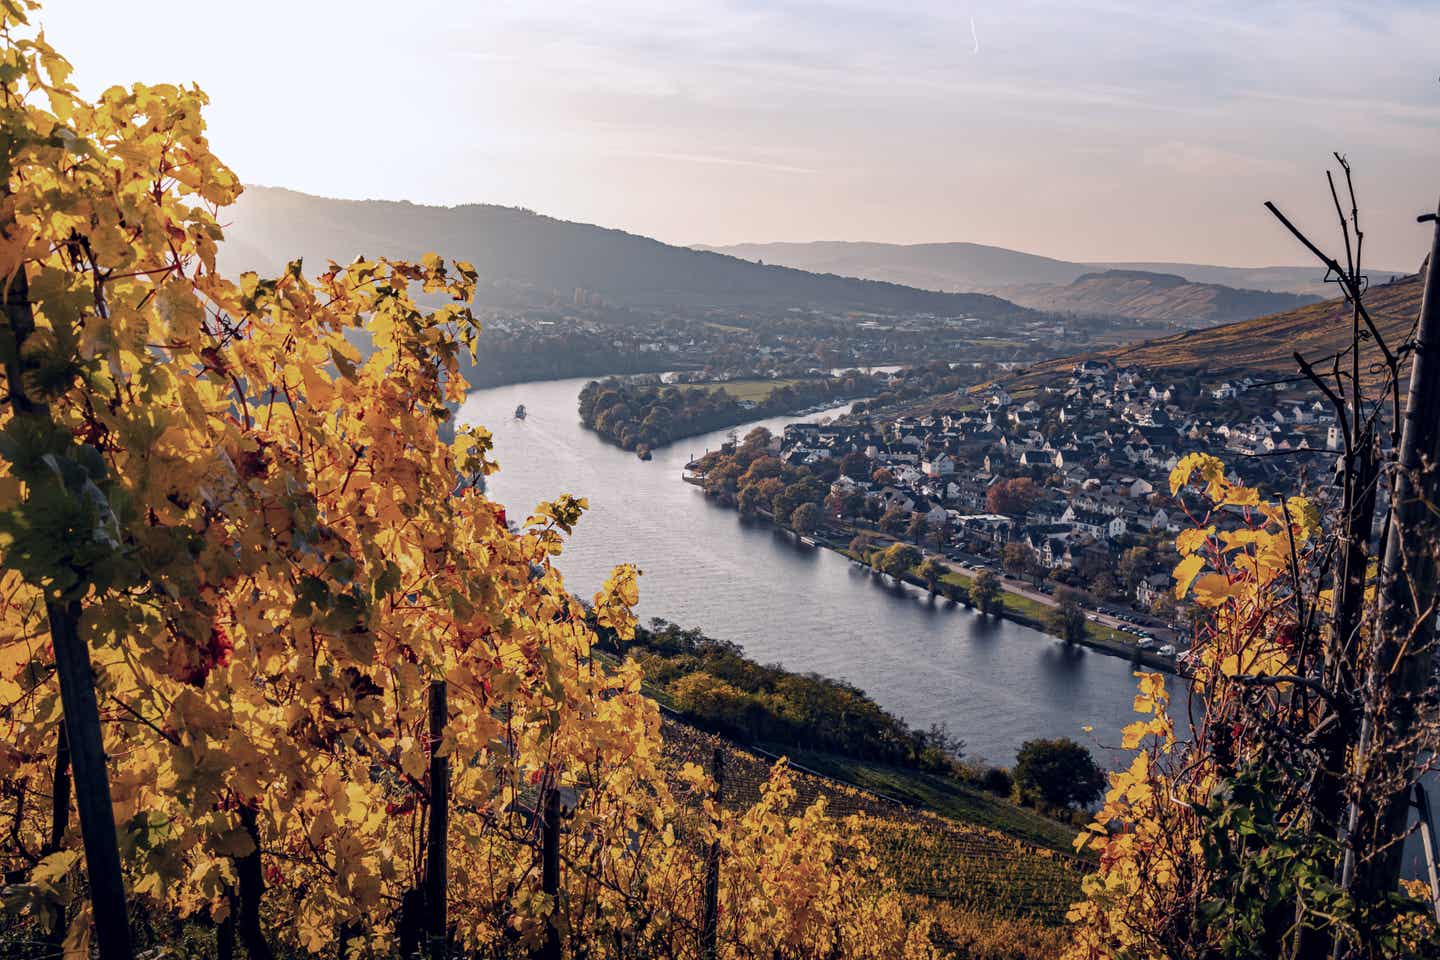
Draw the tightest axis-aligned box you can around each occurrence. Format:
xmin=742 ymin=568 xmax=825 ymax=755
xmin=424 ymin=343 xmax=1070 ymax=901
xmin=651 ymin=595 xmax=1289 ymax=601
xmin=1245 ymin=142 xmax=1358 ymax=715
xmin=1004 ymin=273 xmax=1422 ymax=393
xmin=599 ymin=645 xmax=1082 ymax=856
xmin=774 ymin=747 xmax=1080 ymax=852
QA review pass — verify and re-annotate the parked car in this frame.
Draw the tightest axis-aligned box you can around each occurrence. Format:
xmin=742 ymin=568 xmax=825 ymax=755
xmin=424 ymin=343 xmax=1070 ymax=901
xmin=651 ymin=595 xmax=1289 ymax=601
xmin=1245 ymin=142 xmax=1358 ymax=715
xmin=1137 ymin=639 xmax=1157 ymax=650
xmin=1158 ymin=643 xmax=1177 ymax=656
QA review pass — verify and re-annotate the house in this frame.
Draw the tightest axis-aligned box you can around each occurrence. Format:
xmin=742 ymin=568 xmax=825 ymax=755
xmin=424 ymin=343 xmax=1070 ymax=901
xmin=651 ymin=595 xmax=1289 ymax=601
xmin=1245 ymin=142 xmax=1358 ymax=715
xmin=875 ymin=486 xmax=915 ymax=513
xmin=1137 ymin=573 xmax=1171 ymax=609
xmin=1058 ymin=505 xmax=1126 ymax=541
xmin=952 ymin=513 xmax=1015 ymax=547
xmin=921 ymin=453 xmax=956 ymax=477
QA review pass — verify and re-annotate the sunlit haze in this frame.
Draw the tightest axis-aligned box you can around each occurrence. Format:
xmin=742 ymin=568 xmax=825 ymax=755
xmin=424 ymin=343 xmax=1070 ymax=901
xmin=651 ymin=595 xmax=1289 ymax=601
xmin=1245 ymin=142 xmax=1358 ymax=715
xmin=42 ymin=1 xmax=1440 ymax=268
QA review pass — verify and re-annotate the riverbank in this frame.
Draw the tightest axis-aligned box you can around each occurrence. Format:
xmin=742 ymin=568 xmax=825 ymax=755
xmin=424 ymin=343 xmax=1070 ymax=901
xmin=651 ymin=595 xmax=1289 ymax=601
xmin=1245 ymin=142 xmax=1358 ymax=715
xmin=736 ymin=516 xmax=1182 ymax=676
xmin=462 ymin=375 xmax=1159 ymax=767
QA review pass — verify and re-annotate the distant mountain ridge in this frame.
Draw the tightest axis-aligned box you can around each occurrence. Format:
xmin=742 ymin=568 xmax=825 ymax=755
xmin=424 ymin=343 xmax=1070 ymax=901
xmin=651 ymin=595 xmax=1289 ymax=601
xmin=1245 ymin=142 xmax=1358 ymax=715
xmin=697 ymin=239 xmax=1407 ymax=299
xmin=219 ymin=188 xmax=1034 ymax=320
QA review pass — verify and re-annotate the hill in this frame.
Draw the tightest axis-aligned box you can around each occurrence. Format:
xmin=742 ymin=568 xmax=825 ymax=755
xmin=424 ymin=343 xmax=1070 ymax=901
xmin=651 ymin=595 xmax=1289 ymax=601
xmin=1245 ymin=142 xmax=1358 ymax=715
xmin=220 ymin=187 xmax=1034 ymax=320
xmin=1002 ymin=272 xmax=1424 ymax=393
xmin=996 ymin=269 xmax=1321 ymax=327
xmin=699 ymin=239 xmax=1408 ymax=304
xmin=696 ymin=240 xmax=1086 ymax=292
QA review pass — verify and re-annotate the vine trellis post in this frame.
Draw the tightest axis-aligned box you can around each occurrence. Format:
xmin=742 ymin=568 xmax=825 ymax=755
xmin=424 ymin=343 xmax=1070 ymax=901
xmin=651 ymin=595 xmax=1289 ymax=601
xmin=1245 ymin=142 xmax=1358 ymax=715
xmin=1345 ymin=196 xmax=1440 ymax=904
xmin=702 ymin=746 xmax=726 ymax=960
xmin=424 ymin=679 xmax=450 ymax=960
xmin=1 ymin=265 xmax=134 ymax=960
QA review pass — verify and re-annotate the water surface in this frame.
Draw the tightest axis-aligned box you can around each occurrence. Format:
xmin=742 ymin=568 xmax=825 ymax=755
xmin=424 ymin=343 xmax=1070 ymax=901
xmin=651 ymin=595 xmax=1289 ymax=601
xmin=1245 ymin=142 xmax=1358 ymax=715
xmin=460 ymin=377 xmax=1158 ymax=766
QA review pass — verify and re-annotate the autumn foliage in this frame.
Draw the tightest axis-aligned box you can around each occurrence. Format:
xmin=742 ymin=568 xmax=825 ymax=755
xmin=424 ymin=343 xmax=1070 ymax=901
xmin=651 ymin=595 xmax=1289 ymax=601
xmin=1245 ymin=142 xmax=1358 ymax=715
xmin=1064 ymin=453 xmax=1440 ymax=958
xmin=0 ymin=4 xmax=938 ymax=957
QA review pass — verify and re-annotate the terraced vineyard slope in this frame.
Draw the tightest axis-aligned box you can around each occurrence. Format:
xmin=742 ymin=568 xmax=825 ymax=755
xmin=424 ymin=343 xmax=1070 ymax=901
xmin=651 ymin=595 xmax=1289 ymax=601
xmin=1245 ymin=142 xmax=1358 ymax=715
xmin=1003 ymin=271 xmax=1423 ymax=393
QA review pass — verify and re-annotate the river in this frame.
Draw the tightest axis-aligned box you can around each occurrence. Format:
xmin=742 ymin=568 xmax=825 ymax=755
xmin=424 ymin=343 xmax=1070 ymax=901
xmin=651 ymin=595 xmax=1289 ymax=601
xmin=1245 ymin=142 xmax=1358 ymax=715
xmin=457 ymin=376 xmax=1162 ymax=767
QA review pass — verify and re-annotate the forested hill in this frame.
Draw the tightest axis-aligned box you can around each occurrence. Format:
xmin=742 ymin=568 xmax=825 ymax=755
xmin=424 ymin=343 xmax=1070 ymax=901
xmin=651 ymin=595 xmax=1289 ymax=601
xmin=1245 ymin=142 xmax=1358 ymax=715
xmin=1001 ymin=272 xmax=1424 ymax=392
xmin=220 ymin=187 xmax=1035 ymax=319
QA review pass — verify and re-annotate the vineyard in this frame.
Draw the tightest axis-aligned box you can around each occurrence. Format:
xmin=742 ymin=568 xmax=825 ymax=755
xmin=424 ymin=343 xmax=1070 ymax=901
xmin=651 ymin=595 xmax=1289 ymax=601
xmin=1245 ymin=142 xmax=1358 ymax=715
xmin=657 ymin=714 xmax=1088 ymax=925
xmin=4 ymin=2 xmax=1440 ymax=958
xmin=0 ymin=6 xmax=1093 ymax=958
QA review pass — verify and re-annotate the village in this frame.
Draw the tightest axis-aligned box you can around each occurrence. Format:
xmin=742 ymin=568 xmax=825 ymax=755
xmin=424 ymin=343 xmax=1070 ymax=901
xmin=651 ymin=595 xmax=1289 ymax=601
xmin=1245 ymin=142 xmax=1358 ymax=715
xmin=690 ymin=357 xmax=1346 ymax=664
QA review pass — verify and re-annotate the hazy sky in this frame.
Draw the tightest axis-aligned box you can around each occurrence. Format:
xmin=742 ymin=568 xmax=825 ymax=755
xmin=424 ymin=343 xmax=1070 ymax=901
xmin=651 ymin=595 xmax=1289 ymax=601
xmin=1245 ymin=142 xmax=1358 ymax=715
xmin=41 ymin=1 xmax=1439 ymax=268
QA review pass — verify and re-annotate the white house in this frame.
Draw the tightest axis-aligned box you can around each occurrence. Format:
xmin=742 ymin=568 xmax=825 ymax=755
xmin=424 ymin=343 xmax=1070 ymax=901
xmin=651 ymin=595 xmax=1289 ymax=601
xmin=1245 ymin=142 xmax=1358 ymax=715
xmin=921 ymin=453 xmax=956 ymax=477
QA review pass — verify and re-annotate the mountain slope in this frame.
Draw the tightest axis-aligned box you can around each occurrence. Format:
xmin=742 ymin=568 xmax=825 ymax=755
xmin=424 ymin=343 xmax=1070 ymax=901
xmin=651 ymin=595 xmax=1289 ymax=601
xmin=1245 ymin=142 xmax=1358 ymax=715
xmin=1002 ymin=272 xmax=1424 ymax=392
xmin=699 ymin=240 xmax=1407 ymax=300
xmin=997 ymin=269 xmax=1321 ymax=327
xmin=220 ymin=188 xmax=1034 ymax=319
xmin=696 ymin=241 xmax=1085 ymax=292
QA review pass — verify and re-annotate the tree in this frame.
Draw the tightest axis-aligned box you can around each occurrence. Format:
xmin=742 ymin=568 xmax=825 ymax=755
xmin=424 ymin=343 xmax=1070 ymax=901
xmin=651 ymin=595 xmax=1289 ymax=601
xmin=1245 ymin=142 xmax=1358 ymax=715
xmin=740 ymin=425 xmax=773 ymax=455
xmin=1116 ymin=545 xmax=1152 ymax=596
xmin=916 ymin=557 xmax=948 ymax=593
xmin=905 ymin=511 xmax=929 ymax=544
xmin=1149 ymin=592 xmax=1177 ymax=620
xmin=876 ymin=543 xmax=923 ymax=578
xmin=871 ymin=467 xmax=895 ymax=486
xmin=1045 ymin=587 xmax=1088 ymax=644
xmin=790 ymin=502 xmax=821 ymax=535
xmin=771 ymin=476 xmax=826 ymax=523
xmin=848 ymin=532 xmax=879 ymax=561
xmin=986 ymin=477 xmax=1042 ymax=517
xmin=737 ymin=484 xmax=767 ymax=516
xmin=824 ymin=487 xmax=864 ymax=520
xmin=1002 ymin=542 xmax=1031 ymax=577
xmin=839 ymin=449 xmax=871 ymax=481
xmin=930 ymin=515 xmax=951 ymax=551
xmin=972 ymin=569 xmax=1003 ymax=615
xmin=1090 ymin=572 xmax=1120 ymax=601
xmin=879 ymin=504 xmax=908 ymax=536
xmin=1014 ymin=738 xmax=1104 ymax=811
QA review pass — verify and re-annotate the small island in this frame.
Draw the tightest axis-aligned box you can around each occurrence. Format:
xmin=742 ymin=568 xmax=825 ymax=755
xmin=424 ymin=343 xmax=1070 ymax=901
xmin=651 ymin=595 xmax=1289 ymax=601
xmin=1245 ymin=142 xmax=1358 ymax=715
xmin=577 ymin=372 xmax=884 ymax=452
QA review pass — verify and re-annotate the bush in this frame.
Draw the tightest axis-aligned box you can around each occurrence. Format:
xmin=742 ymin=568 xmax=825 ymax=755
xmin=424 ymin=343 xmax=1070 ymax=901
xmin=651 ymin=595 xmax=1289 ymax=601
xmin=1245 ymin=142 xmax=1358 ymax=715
xmin=979 ymin=766 xmax=1014 ymax=798
xmin=1013 ymin=737 xmax=1104 ymax=812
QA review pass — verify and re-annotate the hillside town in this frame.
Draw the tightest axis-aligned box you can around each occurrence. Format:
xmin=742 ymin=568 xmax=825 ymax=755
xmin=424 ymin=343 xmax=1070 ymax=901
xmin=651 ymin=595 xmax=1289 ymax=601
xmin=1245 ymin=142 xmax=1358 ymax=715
xmin=689 ymin=357 xmax=1346 ymax=657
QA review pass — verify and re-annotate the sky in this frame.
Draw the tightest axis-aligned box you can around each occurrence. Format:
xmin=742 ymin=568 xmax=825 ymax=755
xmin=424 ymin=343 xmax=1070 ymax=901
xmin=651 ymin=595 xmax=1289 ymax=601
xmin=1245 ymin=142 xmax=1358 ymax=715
xmin=39 ymin=1 xmax=1440 ymax=269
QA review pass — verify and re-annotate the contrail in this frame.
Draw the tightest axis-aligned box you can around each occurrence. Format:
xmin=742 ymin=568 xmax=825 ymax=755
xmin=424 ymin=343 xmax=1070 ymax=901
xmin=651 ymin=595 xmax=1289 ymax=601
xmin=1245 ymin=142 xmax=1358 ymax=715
xmin=970 ymin=15 xmax=980 ymax=54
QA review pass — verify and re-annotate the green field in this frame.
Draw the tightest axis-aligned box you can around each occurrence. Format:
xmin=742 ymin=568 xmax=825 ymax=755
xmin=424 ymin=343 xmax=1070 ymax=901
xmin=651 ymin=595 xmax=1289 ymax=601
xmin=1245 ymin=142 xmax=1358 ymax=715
xmin=692 ymin=377 xmax=811 ymax=402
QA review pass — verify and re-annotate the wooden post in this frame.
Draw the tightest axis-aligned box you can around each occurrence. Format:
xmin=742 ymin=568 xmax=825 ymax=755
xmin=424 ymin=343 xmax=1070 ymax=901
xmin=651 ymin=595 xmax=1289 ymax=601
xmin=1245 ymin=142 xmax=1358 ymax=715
xmin=1411 ymin=784 xmax=1440 ymax=924
xmin=2 ymin=269 xmax=133 ymax=960
xmin=45 ymin=723 xmax=71 ymax=950
xmin=1347 ymin=202 xmax=1440 ymax=902
xmin=539 ymin=782 xmax=562 ymax=960
xmin=216 ymin=892 xmax=235 ymax=960
xmin=424 ymin=680 xmax=449 ymax=960
xmin=398 ymin=888 xmax=424 ymax=958
xmin=701 ymin=746 xmax=725 ymax=960
xmin=235 ymin=802 xmax=275 ymax=960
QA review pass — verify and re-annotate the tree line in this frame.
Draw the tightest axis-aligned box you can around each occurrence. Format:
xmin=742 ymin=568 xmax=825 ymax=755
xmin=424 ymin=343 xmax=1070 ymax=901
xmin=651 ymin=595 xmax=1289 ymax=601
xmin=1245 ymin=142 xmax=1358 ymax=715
xmin=578 ymin=373 xmax=880 ymax=452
